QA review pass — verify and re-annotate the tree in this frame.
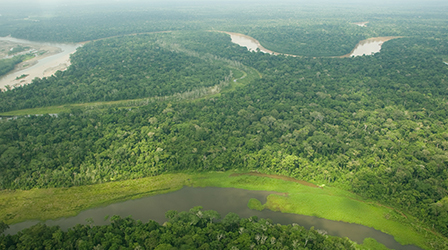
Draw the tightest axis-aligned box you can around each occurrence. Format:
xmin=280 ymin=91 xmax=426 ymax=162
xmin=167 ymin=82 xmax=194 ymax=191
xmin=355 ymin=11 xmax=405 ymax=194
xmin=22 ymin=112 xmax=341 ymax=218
xmin=0 ymin=221 xmax=9 ymax=234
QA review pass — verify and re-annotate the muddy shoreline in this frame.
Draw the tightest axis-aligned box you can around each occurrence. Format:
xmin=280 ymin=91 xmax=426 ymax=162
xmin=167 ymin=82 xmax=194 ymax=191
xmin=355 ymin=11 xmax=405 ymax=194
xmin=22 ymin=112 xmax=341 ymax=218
xmin=339 ymin=36 xmax=403 ymax=58
xmin=214 ymin=30 xmax=300 ymax=58
xmin=353 ymin=21 xmax=369 ymax=27
xmin=215 ymin=30 xmax=401 ymax=58
xmin=0 ymin=37 xmax=81 ymax=90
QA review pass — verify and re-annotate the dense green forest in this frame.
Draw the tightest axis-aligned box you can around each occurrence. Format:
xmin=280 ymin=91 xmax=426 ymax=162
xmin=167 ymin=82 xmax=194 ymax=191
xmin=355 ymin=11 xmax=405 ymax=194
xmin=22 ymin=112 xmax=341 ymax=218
xmin=0 ymin=34 xmax=232 ymax=111
xmin=239 ymin=23 xmax=368 ymax=56
xmin=0 ymin=208 xmax=358 ymax=250
xmin=1 ymin=31 xmax=448 ymax=238
xmin=1 ymin=1 xmax=448 ymax=249
xmin=0 ymin=56 xmax=26 ymax=78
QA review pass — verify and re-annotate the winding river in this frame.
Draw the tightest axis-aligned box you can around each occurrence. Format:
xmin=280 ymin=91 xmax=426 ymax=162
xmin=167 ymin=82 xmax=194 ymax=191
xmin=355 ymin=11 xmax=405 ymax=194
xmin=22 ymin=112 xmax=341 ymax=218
xmin=0 ymin=32 xmax=399 ymax=91
xmin=342 ymin=37 xmax=401 ymax=57
xmin=0 ymin=36 xmax=81 ymax=90
xmin=223 ymin=31 xmax=400 ymax=58
xmin=0 ymin=34 xmax=418 ymax=249
xmin=5 ymin=187 xmax=422 ymax=250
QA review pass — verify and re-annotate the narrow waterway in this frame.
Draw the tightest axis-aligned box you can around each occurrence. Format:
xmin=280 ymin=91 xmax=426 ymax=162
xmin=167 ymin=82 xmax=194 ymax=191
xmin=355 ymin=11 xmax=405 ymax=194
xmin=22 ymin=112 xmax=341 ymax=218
xmin=0 ymin=36 xmax=81 ymax=90
xmin=5 ymin=187 xmax=422 ymax=250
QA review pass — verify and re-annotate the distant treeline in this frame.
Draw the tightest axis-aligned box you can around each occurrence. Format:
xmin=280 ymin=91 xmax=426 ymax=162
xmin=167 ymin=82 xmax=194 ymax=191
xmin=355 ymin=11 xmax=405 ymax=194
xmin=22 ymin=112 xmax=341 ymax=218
xmin=0 ymin=56 xmax=25 ymax=78
xmin=0 ymin=34 xmax=231 ymax=112
xmin=1 ymin=7 xmax=448 ymax=242
xmin=1 ymin=30 xmax=448 ymax=237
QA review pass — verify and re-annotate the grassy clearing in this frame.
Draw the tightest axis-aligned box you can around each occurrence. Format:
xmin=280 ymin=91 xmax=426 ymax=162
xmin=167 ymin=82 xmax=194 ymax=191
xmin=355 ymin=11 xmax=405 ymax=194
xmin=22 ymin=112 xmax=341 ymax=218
xmin=191 ymin=172 xmax=432 ymax=249
xmin=0 ymin=98 xmax=149 ymax=116
xmin=0 ymin=106 xmax=72 ymax=116
xmin=264 ymin=194 xmax=422 ymax=247
xmin=358 ymin=238 xmax=392 ymax=250
xmin=0 ymin=66 xmax=261 ymax=117
xmin=0 ymin=173 xmax=190 ymax=224
xmin=247 ymin=198 xmax=264 ymax=211
xmin=0 ymin=171 xmax=437 ymax=249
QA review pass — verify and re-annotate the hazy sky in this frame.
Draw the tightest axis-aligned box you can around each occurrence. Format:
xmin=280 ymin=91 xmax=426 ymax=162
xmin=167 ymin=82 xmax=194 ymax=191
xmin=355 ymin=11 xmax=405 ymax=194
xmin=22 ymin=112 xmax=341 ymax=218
xmin=2 ymin=0 xmax=446 ymax=5
xmin=1 ymin=0 xmax=446 ymax=15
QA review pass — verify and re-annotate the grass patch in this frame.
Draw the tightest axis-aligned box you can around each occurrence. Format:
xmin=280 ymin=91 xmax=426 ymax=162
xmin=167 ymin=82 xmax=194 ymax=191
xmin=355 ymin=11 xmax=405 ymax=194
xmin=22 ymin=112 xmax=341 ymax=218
xmin=358 ymin=238 xmax=392 ymax=250
xmin=0 ymin=171 xmax=442 ymax=249
xmin=0 ymin=173 xmax=191 ymax=224
xmin=15 ymin=74 xmax=29 ymax=80
xmin=264 ymin=193 xmax=422 ymax=246
xmin=247 ymin=198 xmax=264 ymax=211
xmin=0 ymin=99 xmax=151 ymax=116
xmin=0 ymin=106 xmax=71 ymax=116
xmin=0 ymin=66 xmax=261 ymax=116
xmin=191 ymin=171 xmax=435 ymax=249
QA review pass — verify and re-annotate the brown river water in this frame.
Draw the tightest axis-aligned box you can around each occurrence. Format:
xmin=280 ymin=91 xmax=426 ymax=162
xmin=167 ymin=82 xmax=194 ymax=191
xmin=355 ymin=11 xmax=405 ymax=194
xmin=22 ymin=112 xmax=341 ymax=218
xmin=0 ymin=36 xmax=81 ymax=90
xmin=4 ymin=187 xmax=422 ymax=250
xmin=1 ymin=34 xmax=417 ymax=249
xmin=223 ymin=31 xmax=400 ymax=58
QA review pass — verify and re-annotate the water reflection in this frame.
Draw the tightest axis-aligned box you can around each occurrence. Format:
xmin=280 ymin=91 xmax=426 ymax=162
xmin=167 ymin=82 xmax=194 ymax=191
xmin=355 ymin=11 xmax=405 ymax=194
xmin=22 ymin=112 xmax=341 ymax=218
xmin=230 ymin=34 xmax=264 ymax=52
xmin=349 ymin=38 xmax=384 ymax=57
xmin=224 ymin=32 xmax=275 ymax=54
xmin=5 ymin=187 xmax=422 ymax=250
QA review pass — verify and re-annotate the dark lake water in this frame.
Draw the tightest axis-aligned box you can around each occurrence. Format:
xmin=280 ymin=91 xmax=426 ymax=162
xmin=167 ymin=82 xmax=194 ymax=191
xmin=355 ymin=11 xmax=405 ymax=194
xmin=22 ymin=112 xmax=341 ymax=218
xmin=5 ymin=187 xmax=422 ymax=250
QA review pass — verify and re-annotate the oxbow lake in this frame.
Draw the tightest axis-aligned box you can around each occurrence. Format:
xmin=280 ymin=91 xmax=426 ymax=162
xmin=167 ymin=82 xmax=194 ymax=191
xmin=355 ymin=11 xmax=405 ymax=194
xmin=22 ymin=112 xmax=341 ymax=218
xmin=5 ymin=187 xmax=422 ymax=250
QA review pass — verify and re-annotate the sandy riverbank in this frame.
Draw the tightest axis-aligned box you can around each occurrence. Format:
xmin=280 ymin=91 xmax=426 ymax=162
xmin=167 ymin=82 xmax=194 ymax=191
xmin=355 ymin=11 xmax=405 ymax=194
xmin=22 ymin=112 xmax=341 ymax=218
xmin=353 ymin=21 xmax=369 ymax=27
xmin=339 ymin=36 xmax=403 ymax=58
xmin=215 ymin=30 xmax=401 ymax=59
xmin=0 ymin=38 xmax=80 ymax=90
xmin=214 ymin=30 xmax=302 ymax=57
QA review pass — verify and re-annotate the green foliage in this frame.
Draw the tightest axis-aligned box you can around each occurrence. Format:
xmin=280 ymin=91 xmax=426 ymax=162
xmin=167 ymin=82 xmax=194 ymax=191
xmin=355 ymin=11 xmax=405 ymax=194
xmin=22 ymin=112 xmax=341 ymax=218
xmin=245 ymin=23 xmax=368 ymax=56
xmin=248 ymin=198 xmax=264 ymax=211
xmin=1 ymin=172 xmax=442 ymax=249
xmin=1 ymin=28 xmax=448 ymax=240
xmin=15 ymin=74 xmax=28 ymax=80
xmin=8 ymin=45 xmax=30 ymax=56
xmin=0 ymin=221 xmax=8 ymax=234
xmin=0 ymin=56 xmax=23 ymax=77
xmin=1 ymin=2 xmax=448 ymax=247
xmin=0 ymin=209 xmax=358 ymax=250
xmin=0 ymin=34 xmax=233 ymax=112
xmin=358 ymin=238 xmax=391 ymax=250
xmin=2 ymin=11 xmax=192 ymax=43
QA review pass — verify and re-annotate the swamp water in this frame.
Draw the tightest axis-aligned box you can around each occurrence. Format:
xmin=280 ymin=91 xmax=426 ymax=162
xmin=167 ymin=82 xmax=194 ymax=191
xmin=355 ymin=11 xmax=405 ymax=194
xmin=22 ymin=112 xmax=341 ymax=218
xmin=5 ymin=187 xmax=422 ymax=250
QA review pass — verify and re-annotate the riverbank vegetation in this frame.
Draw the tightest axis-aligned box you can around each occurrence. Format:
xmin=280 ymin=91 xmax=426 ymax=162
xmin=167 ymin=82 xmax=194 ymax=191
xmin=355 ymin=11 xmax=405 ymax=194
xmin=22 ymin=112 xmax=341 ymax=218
xmin=7 ymin=45 xmax=30 ymax=56
xmin=0 ymin=34 xmax=238 ymax=111
xmin=1 ymin=1 xmax=448 ymax=249
xmin=1 ymin=206 xmax=361 ymax=250
xmin=0 ymin=56 xmax=25 ymax=78
xmin=0 ymin=172 xmax=443 ymax=249
xmin=0 ymin=173 xmax=189 ymax=224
